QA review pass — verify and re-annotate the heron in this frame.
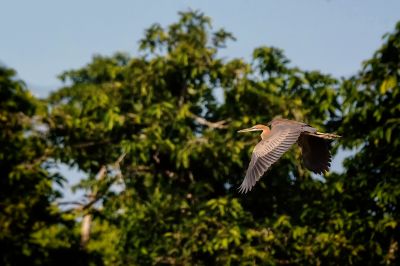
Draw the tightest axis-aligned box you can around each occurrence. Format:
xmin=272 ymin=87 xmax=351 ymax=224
xmin=237 ymin=118 xmax=340 ymax=193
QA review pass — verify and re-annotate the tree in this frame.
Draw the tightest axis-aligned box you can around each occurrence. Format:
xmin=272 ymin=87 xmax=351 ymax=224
xmin=0 ymin=66 xmax=96 ymax=266
xmin=336 ymin=22 xmax=400 ymax=264
xmin=47 ymin=11 xmax=342 ymax=265
xmin=0 ymin=66 xmax=52 ymax=264
xmin=2 ymin=10 xmax=399 ymax=266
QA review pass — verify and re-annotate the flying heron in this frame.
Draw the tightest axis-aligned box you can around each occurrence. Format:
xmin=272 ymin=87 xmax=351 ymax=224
xmin=238 ymin=118 xmax=340 ymax=193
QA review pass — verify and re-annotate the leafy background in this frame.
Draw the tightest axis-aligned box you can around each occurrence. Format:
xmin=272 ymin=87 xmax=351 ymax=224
xmin=1 ymin=8 xmax=399 ymax=266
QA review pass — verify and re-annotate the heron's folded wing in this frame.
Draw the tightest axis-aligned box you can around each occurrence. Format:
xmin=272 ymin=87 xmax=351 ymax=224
xmin=239 ymin=124 xmax=302 ymax=193
xmin=298 ymin=135 xmax=332 ymax=174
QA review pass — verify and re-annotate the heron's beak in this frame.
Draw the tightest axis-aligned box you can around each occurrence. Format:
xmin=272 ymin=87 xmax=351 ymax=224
xmin=237 ymin=127 xmax=262 ymax=133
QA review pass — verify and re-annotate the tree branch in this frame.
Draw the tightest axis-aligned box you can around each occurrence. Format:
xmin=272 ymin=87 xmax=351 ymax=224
xmin=189 ymin=113 xmax=227 ymax=129
xmin=79 ymin=152 xmax=126 ymax=248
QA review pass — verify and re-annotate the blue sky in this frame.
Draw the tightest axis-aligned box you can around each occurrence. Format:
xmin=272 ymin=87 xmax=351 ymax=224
xmin=1 ymin=0 xmax=399 ymax=97
xmin=1 ymin=1 xmax=399 ymax=200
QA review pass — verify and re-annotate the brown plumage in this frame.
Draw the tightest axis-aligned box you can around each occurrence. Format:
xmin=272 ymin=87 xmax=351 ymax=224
xmin=238 ymin=118 xmax=340 ymax=193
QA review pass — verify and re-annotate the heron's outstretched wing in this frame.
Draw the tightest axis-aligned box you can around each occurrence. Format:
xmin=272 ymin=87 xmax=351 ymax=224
xmin=298 ymin=134 xmax=332 ymax=174
xmin=239 ymin=124 xmax=302 ymax=193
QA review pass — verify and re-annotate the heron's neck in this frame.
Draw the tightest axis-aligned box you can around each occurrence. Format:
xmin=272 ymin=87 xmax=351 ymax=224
xmin=261 ymin=129 xmax=270 ymax=140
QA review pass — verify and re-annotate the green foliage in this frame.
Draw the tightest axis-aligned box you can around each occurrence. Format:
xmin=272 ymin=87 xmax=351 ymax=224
xmin=1 ymin=11 xmax=399 ymax=265
xmin=0 ymin=66 xmax=50 ymax=264
xmin=0 ymin=67 xmax=96 ymax=265
xmin=337 ymin=21 xmax=400 ymax=264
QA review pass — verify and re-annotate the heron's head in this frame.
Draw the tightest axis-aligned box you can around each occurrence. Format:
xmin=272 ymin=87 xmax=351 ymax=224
xmin=238 ymin=124 xmax=270 ymax=133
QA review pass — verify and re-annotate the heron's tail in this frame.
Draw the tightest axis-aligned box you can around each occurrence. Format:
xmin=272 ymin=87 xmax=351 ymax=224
xmin=304 ymin=131 xmax=341 ymax=140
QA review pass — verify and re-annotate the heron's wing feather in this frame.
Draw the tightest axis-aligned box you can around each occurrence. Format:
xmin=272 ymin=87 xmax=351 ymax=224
xmin=298 ymin=134 xmax=332 ymax=174
xmin=239 ymin=124 xmax=302 ymax=193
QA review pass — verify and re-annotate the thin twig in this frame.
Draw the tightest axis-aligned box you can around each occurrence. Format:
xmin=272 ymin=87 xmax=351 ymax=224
xmin=57 ymin=201 xmax=84 ymax=206
xmin=73 ymin=139 xmax=111 ymax=149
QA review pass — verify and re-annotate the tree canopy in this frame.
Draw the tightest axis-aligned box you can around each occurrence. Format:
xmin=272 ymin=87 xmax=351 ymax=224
xmin=1 ymin=11 xmax=399 ymax=266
